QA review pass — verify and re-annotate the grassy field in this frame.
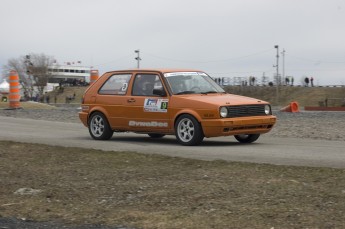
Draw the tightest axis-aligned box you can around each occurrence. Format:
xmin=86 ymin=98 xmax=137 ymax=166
xmin=225 ymin=85 xmax=345 ymax=106
xmin=1 ymin=141 xmax=345 ymax=229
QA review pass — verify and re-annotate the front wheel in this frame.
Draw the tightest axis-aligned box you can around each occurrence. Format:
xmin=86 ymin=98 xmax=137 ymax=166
xmin=88 ymin=112 xmax=113 ymax=140
xmin=175 ymin=114 xmax=204 ymax=146
xmin=234 ymin=134 xmax=260 ymax=143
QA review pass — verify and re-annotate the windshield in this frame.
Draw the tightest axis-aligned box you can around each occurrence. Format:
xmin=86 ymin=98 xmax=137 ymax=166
xmin=164 ymin=72 xmax=225 ymax=95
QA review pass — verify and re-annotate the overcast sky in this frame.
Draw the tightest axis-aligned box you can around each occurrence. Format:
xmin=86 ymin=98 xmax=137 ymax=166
xmin=1 ymin=0 xmax=345 ymax=85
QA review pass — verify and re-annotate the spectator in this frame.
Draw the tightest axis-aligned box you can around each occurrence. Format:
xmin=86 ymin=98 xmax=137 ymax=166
xmin=251 ymin=76 xmax=256 ymax=86
xmin=304 ymin=77 xmax=309 ymax=87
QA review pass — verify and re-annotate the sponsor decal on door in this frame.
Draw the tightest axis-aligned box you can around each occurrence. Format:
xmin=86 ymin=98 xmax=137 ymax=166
xmin=144 ymin=98 xmax=168 ymax=112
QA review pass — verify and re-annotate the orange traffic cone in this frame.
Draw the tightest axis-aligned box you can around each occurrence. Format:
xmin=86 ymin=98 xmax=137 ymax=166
xmin=280 ymin=101 xmax=299 ymax=112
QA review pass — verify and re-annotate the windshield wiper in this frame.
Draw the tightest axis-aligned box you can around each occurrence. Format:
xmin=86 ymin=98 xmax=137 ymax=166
xmin=175 ymin=91 xmax=196 ymax=95
xmin=201 ymin=91 xmax=218 ymax=94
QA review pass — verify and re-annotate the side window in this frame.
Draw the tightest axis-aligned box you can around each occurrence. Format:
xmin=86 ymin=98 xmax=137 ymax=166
xmin=99 ymin=74 xmax=131 ymax=95
xmin=132 ymin=74 xmax=163 ymax=96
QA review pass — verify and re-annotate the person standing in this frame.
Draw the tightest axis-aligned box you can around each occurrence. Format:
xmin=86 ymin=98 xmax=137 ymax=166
xmin=304 ymin=77 xmax=309 ymax=87
xmin=310 ymin=77 xmax=314 ymax=87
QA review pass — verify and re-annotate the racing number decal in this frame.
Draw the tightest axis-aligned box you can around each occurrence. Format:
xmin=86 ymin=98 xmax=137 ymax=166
xmin=121 ymin=83 xmax=128 ymax=91
xmin=161 ymin=101 xmax=168 ymax=110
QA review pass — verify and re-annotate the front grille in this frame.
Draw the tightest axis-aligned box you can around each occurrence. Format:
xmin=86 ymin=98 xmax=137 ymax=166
xmin=226 ymin=105 xmax=268 ymax=118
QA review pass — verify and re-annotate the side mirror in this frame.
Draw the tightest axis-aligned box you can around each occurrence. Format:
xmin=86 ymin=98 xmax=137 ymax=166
xmin=153 ymin=87 xmax=167 ymax=96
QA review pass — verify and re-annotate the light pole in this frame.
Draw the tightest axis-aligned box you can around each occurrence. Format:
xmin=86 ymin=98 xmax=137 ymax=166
xmin=281 ymin=49 xmax=285 ymax=85
xmin=134 ymin=49 xmax=141 ymax=68
xmin=274 ymin=45 xmax=279 ymax=105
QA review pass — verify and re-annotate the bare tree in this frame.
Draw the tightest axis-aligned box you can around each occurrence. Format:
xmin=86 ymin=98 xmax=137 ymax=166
xmin=2 ymin=53 xmax=54 ymax=99
xmin=2 ymin=57 xmax=32 ymax=97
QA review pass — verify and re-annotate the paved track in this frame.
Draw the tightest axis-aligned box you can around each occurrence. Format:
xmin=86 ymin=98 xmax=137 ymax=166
xmin=1 ymin=116 xmax=344 ymax=168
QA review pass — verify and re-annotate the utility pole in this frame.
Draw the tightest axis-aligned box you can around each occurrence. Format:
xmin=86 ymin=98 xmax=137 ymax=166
xmin=274 ymin=45 xmax=279 ymax=105
xmin=134 ymin=49 xmax=141 ymax=68
xmin=281 ymin=49 xmax=285 ymax=84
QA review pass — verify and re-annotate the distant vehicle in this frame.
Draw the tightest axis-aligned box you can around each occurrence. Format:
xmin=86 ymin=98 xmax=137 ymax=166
xmin=79 ymin=69 xmax=276 ymax=146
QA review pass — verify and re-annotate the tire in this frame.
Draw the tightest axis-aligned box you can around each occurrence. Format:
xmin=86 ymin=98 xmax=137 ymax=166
xmin=234 ymin=134 xmax=260 ymax=143
xmin=88 ymin=112 xmax=113 ymax=140
xmin=148 ymin=133 xmax=165 ymax=138
xmin=175 ymin=114 xmax=204 ymax=146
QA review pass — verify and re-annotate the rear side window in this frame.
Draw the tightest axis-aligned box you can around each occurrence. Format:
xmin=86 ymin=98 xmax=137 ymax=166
xmin=99 ymin=74 xmax=131 ymax=95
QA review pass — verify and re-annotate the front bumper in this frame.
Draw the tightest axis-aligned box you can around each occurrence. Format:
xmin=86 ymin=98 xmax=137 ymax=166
xmin=201 ymin=115 xmax=276 ymax=137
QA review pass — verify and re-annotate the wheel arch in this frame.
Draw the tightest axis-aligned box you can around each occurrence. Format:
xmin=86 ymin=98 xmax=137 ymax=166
xmin=173 ymin=109 xmax=203 ymax=128
xmin=87 ymin=106 xmax=110 ymax=126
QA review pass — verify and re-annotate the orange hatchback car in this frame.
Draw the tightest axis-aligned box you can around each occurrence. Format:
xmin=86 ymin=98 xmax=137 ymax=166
xmin=79 ymin=69 xmax=276 ymax=146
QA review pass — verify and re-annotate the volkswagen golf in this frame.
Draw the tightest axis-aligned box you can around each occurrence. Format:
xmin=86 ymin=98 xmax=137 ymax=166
xmin=79 ymin=69 xmax=276 ymax=146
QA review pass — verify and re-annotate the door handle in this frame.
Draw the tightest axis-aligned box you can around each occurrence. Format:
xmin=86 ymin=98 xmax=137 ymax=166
xmin=127 ymin=98 xmax=136 ymax=103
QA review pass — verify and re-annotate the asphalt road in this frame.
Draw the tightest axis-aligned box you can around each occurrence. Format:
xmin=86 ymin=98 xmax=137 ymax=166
xmin=1 ymin=116 xmax=344 ymax=168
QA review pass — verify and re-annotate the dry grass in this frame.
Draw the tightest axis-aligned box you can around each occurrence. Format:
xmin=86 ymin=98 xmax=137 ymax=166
xmin=225 ymin=86 xmax=345 ymax=106
xmin=1 ymin=141 xmax=345 ymax=228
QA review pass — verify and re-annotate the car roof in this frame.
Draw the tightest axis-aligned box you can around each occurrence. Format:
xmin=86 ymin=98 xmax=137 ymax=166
xmin=104 ymin=68 xmax=204 ymax=75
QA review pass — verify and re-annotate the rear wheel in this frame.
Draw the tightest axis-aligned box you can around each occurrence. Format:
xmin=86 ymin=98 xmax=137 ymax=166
xmin=234 ymin=134 xmax=260 ymax=143
xmin=89 ymin=112 xmax=113 ymax=140
xmin=148 ymin=133 xmax=165 ymax=138
xmin=175 ymin=114 xmax=204 ymax=146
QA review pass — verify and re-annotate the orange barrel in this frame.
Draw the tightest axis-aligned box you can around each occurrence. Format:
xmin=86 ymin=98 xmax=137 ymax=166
xmin=8 ymin=70 xmax=21 ymax=109
xmin=90 ymin=70 xmax=99 ymax=85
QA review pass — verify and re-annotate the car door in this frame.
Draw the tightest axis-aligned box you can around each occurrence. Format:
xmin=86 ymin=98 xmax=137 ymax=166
xmin=96 ymin=73 xmax=132 ymax=129
xmin=125 ymin=73 xmax=171 ymax=132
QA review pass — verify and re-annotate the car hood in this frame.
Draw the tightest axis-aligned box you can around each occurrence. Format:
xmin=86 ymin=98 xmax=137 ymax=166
xmin=173 ymin=93 xmax=269 ymax=107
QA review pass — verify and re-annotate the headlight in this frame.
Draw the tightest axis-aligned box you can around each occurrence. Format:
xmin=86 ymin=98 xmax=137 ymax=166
xmin=220 ymin=107 xmax=228 ymax=118
xmin=264 ymin=105 xmax=271 ymax=115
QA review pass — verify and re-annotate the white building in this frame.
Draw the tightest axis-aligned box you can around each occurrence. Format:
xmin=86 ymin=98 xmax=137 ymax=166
xmin=47 ymin=63 xmax=91 ymax=84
